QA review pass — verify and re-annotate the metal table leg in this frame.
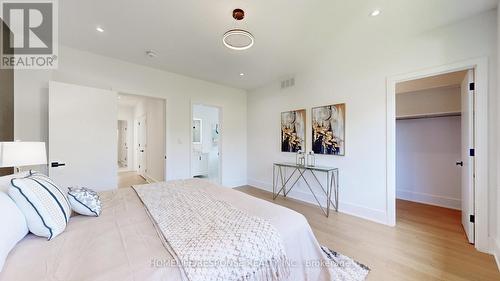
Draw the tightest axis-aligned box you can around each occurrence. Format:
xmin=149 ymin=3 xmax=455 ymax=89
xmin=273 ymin=166 xmax=298 ymax=200
xmin=272 ymin=164 xmax=339 ymax=216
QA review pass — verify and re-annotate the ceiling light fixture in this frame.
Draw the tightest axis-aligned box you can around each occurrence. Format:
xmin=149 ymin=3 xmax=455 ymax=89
xmin=223 ymin=9 xmax=254 ymax=51
xmin=370 ymin=9 xmax=381 ymax=17
xmin=96 ymin=26 xmax=104 ymax=32
xmin=240 ymin=73 xmax=245 ymax=76
xmin=233 ymin=8 xmax=245 ymax=20
xmin=223 ymin=29 xmax=254 ymax=50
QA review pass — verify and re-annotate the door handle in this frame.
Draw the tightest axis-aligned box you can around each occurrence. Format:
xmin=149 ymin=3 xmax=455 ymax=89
xmin=140 ymin=150 xmax=144 ymax=153
xmin=51 ymin=162 xmax=66 ymax=168
xmin=456 ymin=161 xmax=463 ymax=166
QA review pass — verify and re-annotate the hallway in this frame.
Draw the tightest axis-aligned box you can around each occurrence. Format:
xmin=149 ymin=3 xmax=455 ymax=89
xmin=118 ymin=171 xmax=147 ymax=188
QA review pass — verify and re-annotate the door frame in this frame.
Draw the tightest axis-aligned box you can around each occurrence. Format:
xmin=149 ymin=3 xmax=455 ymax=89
xmin=117 ymin=119 xmax=130 ymax=169
xmin=386 ymin=57 xmax=489 ymax=253
xmin=190 ymin=102 xmax=223 ymax=184
xmin=136 ymin=114 xmax=147 ymax=176
xmin=114 ymin=88 xmax=167 ymax=181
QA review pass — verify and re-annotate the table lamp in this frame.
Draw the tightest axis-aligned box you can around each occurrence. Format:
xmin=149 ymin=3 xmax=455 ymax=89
xmin=0 ymin=142 xmax=47 ymax=173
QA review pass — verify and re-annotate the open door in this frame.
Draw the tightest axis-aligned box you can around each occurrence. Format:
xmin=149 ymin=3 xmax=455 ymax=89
xmin=117 ymin=120 xmax=128 ymax=168
xmin=49 ymin=81 xmax=118 ymax=191
xmin=137 ymin=116 xmax=147 ymax=178
xmin=460 ymin=70 xmax=475 ymax=243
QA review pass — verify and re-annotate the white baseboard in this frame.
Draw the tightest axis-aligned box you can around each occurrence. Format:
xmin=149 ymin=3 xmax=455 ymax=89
xmin=225 ymin=179 xmax=248 ymax=188
xmin=493 ymin=238 xmax=500 ymax=271
xmin=248 ymin=178 xmax=389 ymax=225
xmin=396 ymin=188 xmax=461 ymax=210
xmin=143 ymin=173 xmax=159 ymax=183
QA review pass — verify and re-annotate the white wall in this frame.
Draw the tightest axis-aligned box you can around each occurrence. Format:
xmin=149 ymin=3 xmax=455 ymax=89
xmin=247 ymin=10 xmax=497 ymax=226
xmin=396 ymin=117 xmax=461 ymax=209
xmin=13 ymin=70 xmax=51 ymax=174
xmin=14 ymin=46 xmax=247 ymax=187
xmin=494 ymin=3 xmax=500 ymax=269
xmin=396 ymin=86 xmax=461 ymax=117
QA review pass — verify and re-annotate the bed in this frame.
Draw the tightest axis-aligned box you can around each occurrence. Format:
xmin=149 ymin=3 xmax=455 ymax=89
xmin=0 ymin=179 xmax=365 ymax=281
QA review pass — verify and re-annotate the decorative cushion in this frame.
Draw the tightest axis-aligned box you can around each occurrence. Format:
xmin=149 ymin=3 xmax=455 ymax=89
xmin=67 ymin=187 xmax=102 ymax=217
xmin=9 ymin=172 xmax=71 ymax=240
xmin=0 ymin=192 xmax=28 ymax=272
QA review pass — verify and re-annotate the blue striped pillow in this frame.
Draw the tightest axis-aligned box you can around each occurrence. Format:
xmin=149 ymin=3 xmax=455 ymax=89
xmin=9 ymin=171 xmax=71 ymax=240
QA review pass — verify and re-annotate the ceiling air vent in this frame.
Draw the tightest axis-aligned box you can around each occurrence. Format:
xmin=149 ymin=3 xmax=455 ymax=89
xmin=280 ymin=78 xmax=295 ymax=89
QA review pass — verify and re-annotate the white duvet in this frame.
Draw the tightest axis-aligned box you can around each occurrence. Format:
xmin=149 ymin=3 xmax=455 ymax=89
xmin=0 ymin=179 xmax=333 ymax=281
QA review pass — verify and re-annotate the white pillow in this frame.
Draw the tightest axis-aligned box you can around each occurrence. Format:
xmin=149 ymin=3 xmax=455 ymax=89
xmin=0 ymin=171 xmax=30 ymax=193
xmin=0 ymin=192 xmax=28 ymax=272
xmin=9 ymin=172 xmax=71 ymax=240
xmin=67 ymin=187 xmax=102 ymax=217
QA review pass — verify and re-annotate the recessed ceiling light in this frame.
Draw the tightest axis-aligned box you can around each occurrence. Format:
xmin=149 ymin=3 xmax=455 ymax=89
xmin=370 ymin=9 xmax=381 ymax=17
xmin=239 ymin=73 xmax=245 ymax=76
xmin=96 ymin=26 xmax=104 ymax=33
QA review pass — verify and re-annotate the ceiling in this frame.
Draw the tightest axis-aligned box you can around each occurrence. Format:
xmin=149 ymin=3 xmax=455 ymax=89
xmin=60 ymin=0 xmax=497 ymax=90
xmin=396 ymin=70 xmax=467 ymax=94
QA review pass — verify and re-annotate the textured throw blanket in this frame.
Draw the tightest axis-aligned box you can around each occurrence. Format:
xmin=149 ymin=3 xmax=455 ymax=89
xmin=133 ymin=179 xmax=290 ymax=281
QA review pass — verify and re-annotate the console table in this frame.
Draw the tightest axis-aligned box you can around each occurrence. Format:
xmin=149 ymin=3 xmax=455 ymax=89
xmin=272 ymin=162 xmax=339 ymax=217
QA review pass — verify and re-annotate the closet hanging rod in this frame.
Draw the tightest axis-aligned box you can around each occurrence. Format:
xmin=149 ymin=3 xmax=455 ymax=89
xmin=396 ymin=112 xmax=461 ymax=120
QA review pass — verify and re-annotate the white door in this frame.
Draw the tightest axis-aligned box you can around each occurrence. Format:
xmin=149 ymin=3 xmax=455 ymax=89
xmin=49 ymin=81 xmax=117 ymax=191
xmin=117 ymin=120 xmax=128 ymax=166
xmin=208 ymin=118 xmax=221 ymax=184
xmin=137 ymin=116 xmax=147 ymax=177
xmin=460 ymin=70 xmax=475 ymax=243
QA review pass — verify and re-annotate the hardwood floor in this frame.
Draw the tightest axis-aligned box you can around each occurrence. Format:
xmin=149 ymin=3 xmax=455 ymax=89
xmin=117 ymin=171 xmax=147 ymax=188
xmin=236 ymin=186 xmax=500 ymax=281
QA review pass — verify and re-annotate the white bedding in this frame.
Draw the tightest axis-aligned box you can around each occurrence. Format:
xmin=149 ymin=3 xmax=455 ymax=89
xmin=0 ymin=180 xmax=333 ymax=281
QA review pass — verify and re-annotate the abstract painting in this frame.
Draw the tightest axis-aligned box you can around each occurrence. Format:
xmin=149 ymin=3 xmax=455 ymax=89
xmin=281 ymin=109 xmax=306 ymax=153
xmin=312 ymin=103 xmax=345 ymax=155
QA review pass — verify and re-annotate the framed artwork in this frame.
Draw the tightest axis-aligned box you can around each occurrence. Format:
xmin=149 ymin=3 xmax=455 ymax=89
xmin=312 ymin=103 xmax=345 ymax=156
xmin=281 ymin=109 xmax=306 ymax=153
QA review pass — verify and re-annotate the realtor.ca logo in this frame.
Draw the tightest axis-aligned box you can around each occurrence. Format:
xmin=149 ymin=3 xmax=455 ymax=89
xmin=0 ymin=0 xmax=58 ymax=69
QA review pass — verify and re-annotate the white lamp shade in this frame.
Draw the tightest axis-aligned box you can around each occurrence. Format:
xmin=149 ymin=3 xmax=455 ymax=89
xmin=0 ymin=142 xmax=47 ymax=168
